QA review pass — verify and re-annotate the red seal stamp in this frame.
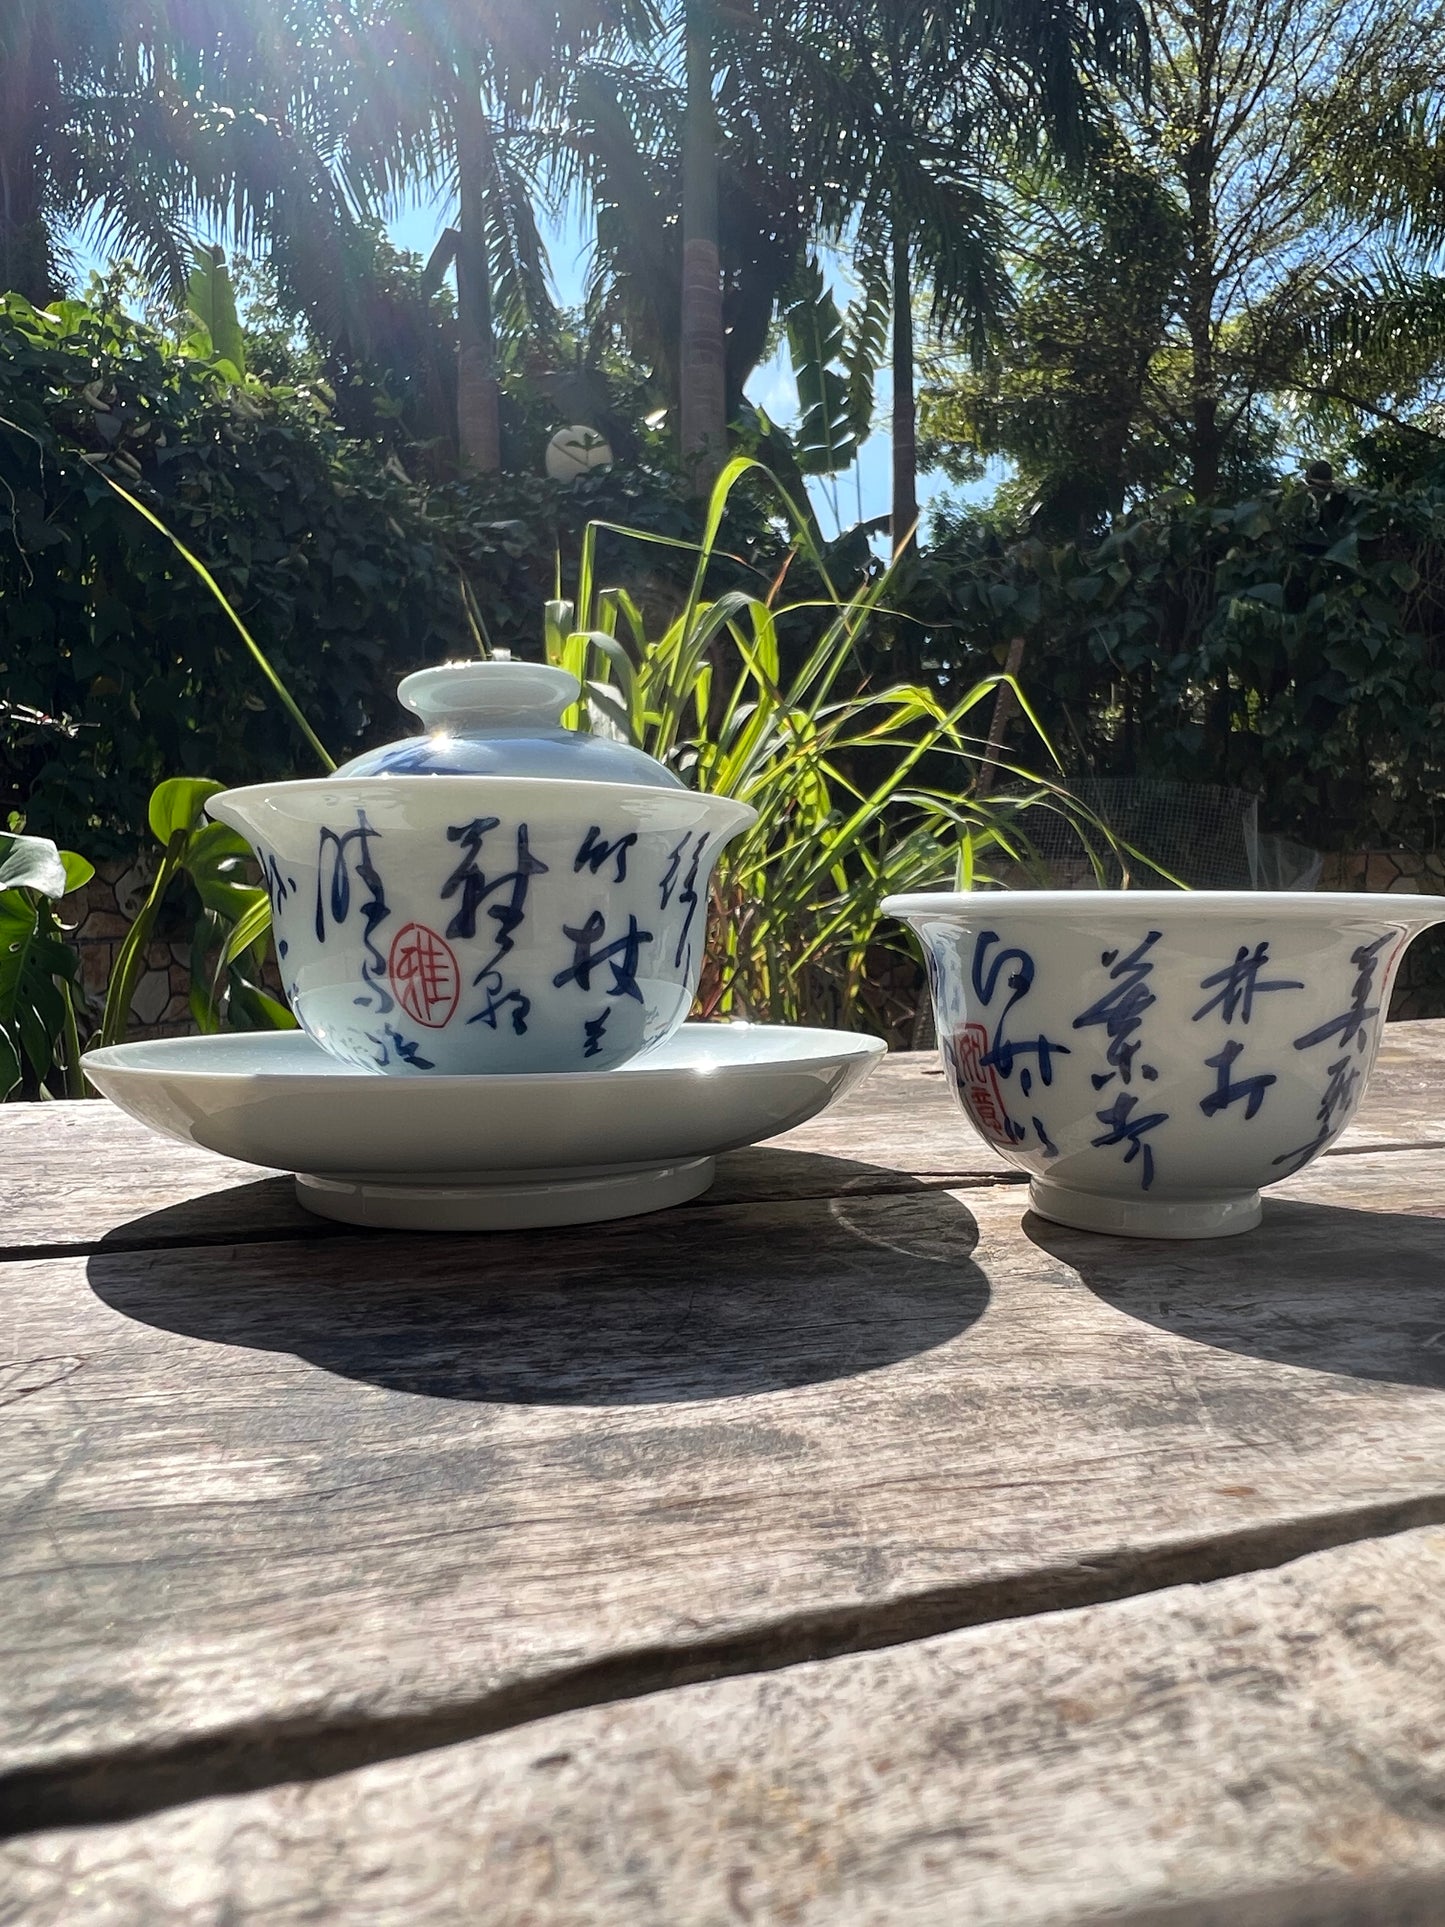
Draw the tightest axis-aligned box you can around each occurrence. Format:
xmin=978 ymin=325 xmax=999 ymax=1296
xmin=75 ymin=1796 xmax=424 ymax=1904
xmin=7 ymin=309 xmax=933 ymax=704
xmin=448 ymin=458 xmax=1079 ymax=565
xmin=948 ymin=1021 xmax=1013 ymax=1145
xmin=388 ymin=922 xmax=461 ymax=1028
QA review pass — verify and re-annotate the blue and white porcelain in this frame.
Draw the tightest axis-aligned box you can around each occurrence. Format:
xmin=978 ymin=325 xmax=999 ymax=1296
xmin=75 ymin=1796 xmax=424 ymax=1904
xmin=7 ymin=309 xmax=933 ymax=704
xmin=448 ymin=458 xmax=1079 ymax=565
xmin=208 ymin=660 xmax=756 ymax=1075
xmin=82 ymin=1023 xmax=884 ymax=1230
xmin=884 ymin=889 xmax=1445 ymax=1239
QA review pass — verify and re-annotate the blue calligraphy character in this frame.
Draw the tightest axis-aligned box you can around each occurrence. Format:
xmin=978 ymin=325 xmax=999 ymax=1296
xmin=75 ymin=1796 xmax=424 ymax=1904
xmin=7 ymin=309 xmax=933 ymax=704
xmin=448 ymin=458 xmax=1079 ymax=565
xmin=362 ymin=1024 xmax=435 ymax=1070
xmin=670 ymin=833 xmax=709 ymax=968
xmin=368 ymin=742 xmax=452 ymax=774
xmin=441 ymin=819 xmax=549 ymax=976
xmin=1193 ymin=942 xmax=1303 ymax=1024
xmin=1073 ymin=931 xmax=1162 ymax=1086
xmin=384 ymin=1024 xmax=434 ymax=1070
xmin=971 ymin=931 xmax=1071 ymax=1092
xmin=983 ymin=1034 xmax=1070 ymax=1092
xmin=1199 ymin=1039 xmax=1275 ymax=1120
xmin=1092 ymin=1090 xmax=1167 ymax=1190
xmin=583 ymin=1009 xmax=611 ymax=1057
xmin=258 ymin=848 xmax=295 ymax=909
xmin=1291 ymin=935 xmax=1391 ymax=1055
xmin=1273 ymin=1051 xmax=1361 ymax=1176
xmin=257 ymin=851 xmax=295 ymax=959
xmin=972 ymin=929 xmax=1034 ymax=1007
xmin=315 ymin=812 xmax=392 ymax=1012
xmin=659 ymin=832 xmax=689 ymax=908
xmin=1032 ymin=1116 xmax=1060 ymax=1158
xmin=554 ymin=911 xmax=654 ymax=1003
xmin=468 ymin=976 xmax=531 ymax=1035
xmin=575 ymin=826 xmax=638 ymax=883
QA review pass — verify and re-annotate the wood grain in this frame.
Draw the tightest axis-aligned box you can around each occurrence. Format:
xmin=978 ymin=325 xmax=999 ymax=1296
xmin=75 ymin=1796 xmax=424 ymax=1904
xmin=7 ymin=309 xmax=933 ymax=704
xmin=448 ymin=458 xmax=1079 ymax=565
xmin=6 ymin=1018 xmax=1445 ymax=1257
xmin=5 ymin=1147 xmax=1445 ymax=1831
xmin=7 ymin=1526 xmax=1445 ymax=1925
xmin=0 ymin=1052 xmax=1003 ymax=1258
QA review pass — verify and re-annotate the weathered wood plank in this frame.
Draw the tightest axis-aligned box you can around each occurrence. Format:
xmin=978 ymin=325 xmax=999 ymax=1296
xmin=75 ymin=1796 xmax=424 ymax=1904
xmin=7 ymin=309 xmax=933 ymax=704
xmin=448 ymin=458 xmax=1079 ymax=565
xmin=1329 ymin=1020 xmax=1445 ymax=1150
xmin=4 ymin=1148 xmax=1445 ymax=1827
xmin=0 ymin=1053 xmax=1004 ymax=1258
xmin=7 ymin=1526 xmax=1445 ymax=1925
xmin=5 ymin=1018 xmax=1445 ymax=1256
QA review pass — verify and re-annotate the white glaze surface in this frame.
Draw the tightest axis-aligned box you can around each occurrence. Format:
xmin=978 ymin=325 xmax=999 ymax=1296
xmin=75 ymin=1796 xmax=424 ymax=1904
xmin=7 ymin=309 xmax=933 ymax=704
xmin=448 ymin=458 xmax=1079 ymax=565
xmin=208 ymin=777 xmax=754 ymax=1075
xmin=885 ymin=890 xmax=1445 ymax=1238
xmin=83 ymin=1024 xmax=885 ymax=1229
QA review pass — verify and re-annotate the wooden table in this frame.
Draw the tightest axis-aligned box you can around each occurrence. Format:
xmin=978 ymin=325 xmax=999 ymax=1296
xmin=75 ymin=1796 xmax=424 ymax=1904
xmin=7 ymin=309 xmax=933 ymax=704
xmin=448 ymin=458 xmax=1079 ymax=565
xmin=4 ymin=1024 xmax=1445 ymax=1924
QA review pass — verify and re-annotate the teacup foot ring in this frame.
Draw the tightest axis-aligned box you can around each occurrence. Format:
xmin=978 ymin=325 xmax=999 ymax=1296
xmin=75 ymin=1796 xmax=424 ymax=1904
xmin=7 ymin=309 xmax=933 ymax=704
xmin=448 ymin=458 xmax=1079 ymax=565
xmin=296 ymin=1156 xmax=716 ymax=1233
xmin=1028 ymin=1177 xmax=1263 ymax=1241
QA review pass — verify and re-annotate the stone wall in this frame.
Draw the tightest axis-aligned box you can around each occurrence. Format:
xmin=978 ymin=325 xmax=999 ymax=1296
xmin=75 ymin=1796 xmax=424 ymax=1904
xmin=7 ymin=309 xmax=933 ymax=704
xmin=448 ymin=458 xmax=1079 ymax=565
xmin=69 ymin=857 xmax=194 ymax=1038
xmin=1318 ymin=852 xmax=1445 ymax=1019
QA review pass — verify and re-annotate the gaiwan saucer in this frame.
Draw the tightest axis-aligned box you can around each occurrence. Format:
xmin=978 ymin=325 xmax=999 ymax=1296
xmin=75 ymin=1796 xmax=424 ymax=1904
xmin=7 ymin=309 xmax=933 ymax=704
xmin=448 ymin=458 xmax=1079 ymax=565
xmin=83 ymin=1023 xmax=884 ymax=1232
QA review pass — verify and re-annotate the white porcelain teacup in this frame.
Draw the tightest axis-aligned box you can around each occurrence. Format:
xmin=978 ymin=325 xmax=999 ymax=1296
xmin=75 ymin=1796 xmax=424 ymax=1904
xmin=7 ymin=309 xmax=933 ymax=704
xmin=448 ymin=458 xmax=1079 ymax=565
xmin=209 ymin=661 xmax=755 ymax=1075
xmin=884 ymin=889 xmax=1445 ymax=1238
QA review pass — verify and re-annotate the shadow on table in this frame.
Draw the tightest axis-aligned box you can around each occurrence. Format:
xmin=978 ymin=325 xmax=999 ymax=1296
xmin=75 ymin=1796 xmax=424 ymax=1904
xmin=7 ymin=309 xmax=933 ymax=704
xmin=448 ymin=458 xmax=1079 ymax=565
xmin=85 ymin=1152 xmax=989 ymax=1405
xmin=1026 ymin=1196 xmax=1445 ymax=1390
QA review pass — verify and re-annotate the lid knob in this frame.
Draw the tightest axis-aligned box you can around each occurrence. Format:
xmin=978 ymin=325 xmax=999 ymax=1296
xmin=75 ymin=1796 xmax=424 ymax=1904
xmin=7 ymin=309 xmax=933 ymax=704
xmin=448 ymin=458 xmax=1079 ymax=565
xmin=398 ymin=660 xmax=581 ymax=735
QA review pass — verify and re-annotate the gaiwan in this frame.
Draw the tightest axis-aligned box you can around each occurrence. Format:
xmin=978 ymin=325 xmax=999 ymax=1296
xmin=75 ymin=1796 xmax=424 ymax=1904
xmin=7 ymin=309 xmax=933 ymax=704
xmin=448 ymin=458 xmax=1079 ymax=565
xmin=208 ymin=660 xmax=756 ymax=1074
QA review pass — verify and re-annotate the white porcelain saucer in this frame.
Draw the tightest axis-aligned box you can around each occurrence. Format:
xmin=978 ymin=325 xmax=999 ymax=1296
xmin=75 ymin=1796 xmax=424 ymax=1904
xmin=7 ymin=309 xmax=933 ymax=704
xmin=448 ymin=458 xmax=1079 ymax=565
xmin=83 ymin=1024 xmax=885 ymax=1231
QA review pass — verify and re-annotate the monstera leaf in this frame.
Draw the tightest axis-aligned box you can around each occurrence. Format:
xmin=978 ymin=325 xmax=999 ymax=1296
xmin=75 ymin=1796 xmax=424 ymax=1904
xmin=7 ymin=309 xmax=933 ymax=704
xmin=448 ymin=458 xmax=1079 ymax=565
xmin=98 ymin=778 xmax=290 ymax=1048
xmin=0 ymin=834 xmax=93 ymax=1099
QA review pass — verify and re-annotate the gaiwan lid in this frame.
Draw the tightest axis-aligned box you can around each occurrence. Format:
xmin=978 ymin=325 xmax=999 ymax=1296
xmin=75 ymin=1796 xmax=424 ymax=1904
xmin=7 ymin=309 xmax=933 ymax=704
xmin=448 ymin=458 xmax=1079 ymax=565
xmin=334 ymin=658 xmax=686 ymax=790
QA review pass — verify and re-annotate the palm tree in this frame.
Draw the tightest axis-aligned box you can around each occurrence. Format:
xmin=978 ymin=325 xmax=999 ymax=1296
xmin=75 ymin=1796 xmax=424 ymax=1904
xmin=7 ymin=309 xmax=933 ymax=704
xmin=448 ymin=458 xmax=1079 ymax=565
xmin=0 ymin=0 xmax=189 ymax=299
xmin=679 ymin=0 xmax=726 ymax=491
xmin=344 ymin=2 xmax=578 ymax=471
xmin=785 ymin=0 xmax=1150 ymax=550
xmin=0 ymin=0 xmax=581 ymax=470
xmin=0 ymin=0 xmax=455 ymax=441
xmin=557 ymin=35 xmax=804 ymax=472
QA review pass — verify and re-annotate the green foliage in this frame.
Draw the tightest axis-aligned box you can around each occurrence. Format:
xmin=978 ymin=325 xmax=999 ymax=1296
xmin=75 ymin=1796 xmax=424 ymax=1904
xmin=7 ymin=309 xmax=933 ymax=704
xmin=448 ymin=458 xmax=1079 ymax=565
xmin=1 ymin=771 xmax=295 ymax=1102
xmin=918 ymin=0 xmax=1445 ymax=515
xmin=783 ymin=261 xmax=862 ymax=476
xmin=913 ymin=469 xmax=1445 ymax=851
xmin=920 ymin=143 xmax=1189 ymax=535
xmin=0 ymin=830 xmax=92 ymax=1099
xmin=184 ymin=245 xmax=247 ymax=377
xmin=0 ymin=291 xmax=472 ymax=853
xmin=98 ymin=776 xmax=294 ymax=1048
xmin=0 ymin=291 xmax=749 ymax=852
xmin=0 ymin=286 xmax=838 ymax=819
xmin=547 ymin=458 xmax=1085 ymax=1035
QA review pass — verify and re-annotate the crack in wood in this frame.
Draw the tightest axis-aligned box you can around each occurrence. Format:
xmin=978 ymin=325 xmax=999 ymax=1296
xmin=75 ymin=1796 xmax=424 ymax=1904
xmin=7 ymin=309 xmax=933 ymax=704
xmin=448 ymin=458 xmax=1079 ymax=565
xmin=0 ymin=1173 xmax=1027 ymax=1267
xmin=6 ymin=1491 xmax=1445 ymax=1841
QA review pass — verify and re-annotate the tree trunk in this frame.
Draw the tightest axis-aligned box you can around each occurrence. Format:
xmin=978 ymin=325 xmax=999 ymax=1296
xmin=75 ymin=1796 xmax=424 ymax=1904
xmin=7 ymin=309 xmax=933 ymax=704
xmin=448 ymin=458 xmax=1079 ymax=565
xmin=0 ymin=22 xmax=54 ymax=301
xmin=453 ymin=65 xmax=500 ymax=473
xmin=890 ymin=217 xmax=917 ymax=556
xmin=679 ymin=0 xmax=726 ymax=498
xmin=1184 ymin=190 xmax=1220 ymax=500
xmin=1180 ymin=7 xmax=1221 ymax=503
